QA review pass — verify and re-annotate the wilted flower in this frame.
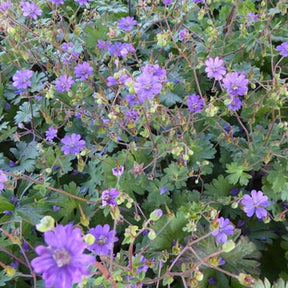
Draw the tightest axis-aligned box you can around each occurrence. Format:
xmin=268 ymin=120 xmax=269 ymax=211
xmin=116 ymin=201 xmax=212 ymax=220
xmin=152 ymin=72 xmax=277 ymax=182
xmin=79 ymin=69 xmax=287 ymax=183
xmin=241 ymin=190 xmax=270 ymax=219
xmin=88 ymin=224 xmax=118 ymax=255
xmin=61 ymin=133 xmax=85 ymax=155
xmin=31 ymin=224 xmax=95 ymax=288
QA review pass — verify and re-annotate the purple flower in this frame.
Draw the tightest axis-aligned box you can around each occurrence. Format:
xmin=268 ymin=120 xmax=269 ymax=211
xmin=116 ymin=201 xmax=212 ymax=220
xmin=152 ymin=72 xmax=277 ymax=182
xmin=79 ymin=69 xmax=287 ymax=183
xmin=74 ymin=62 xmax=93 ymax=81
xmin=119 ymin=43 xmax=136 ymax=57
xmin=88 ymin=224 xmax=118 ymax=256
xmin=192 ymin=0 xmax=205 ymax=3
xmin=107 ymin=76 xmax=118 ymax=87
xmin=0 ymin=1 xmax=12 ymax=11
xmin=45 ymin=127 xmax=58 ymax=142
xmin=276 ymin=42 xmax=288 ymax=57
xmin=31 ymin=224 xmax=95 ymax=288
xmin=160 ymin=187 xmax=168 ymax=195
xmin=55 ymin=75 xmax=74 ymax=92
xmin=134 ymin=73 xmax=163 ymax=102
xmin=132 ymin=254 xmax=149 ymax=273
xmin=20 ymin=1 xmax=42 ymax=19
xmin=179 ymin=29 xmax=189 ymax=43
xmin=126 ymin=94 xmax=139 ymax=106
xmin=53 ymin=205 xmax=60 ymax=211
xmin=222 ymin=72 xmax=249 ymax=96
xmin=247 ymin=12 xmax=258 ymax=22
xmin=61 ymin=133 xmax=86 ymax=155
xmin=97 ymin=40 xmax=111 ymax=50
xmin=211 ymin=217 xmax=234 ymax=243
xmin=74 ymin=0 xmax=91 ymax=5
xmin=187 ymin=94 xmax=204 ymax=113
xmin=112 ymin=166 xmax=124 ymax=177
xmin=241 ymin=190 xmax=270 ymax=219
xmin=205 ymin=57 xmax=226 ymax=80
xmin=101 ymin=188 xmax=120 ymax=206
xmin=61 ymin=42 xmax=79 ymax=64
xmin=125 ymin=110 xmax=139 ymax=122
xmin=118 ymin=16 xmax=137 ymax=31
xmin=0 ymin=170 xmax=7 ymax=193
xmin=163 ymin=0 xmax=172 ymax=4
xmin=226 ymin=96 xmax=242 ymax=111
xmin=142 ymin=64 xmax=166 ymax=81
xmin=12 ymin=69 xmax=33 ymax=90
xmin=49 ymin=0 xmax=64 ymax=3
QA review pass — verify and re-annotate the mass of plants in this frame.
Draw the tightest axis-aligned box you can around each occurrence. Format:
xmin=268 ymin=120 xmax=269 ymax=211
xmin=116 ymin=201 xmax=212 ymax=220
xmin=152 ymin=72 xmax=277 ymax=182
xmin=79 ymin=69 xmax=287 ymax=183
xmin=0 ymin=0 xmax=288 ymax=287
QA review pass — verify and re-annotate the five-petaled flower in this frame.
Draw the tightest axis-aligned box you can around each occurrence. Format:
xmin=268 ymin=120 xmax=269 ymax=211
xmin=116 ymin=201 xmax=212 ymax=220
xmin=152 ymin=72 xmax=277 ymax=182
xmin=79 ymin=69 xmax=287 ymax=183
xmin=12 ymin=69 xmax=33 ymax=90
xmin=61 ymin=133 xmax=85 ymax=155
xmin=31 ymin=224 xmax=95 ymax=288
xmin=88 ymin=224 xmax=118 ymax=256
xmin=118 ymin=16 xmax=137 ymax=31
xmin=211 ymin=217 xmax=234 ymax=243
xmin=205 ymin=57 xmax=226 ymax=81
xmin=45 ymin=127 xmax=58 ymax=142
xmin=55 ymin=75 xmax=74 ymax=92
xmin=187 ymin=94 xmax=204 ymax=113
xmin=241 ymin=190 xmax=270 ymax=219
xmin=222 ymin=72 xmax=249 ymax=96
xmin=276 ymin=42 xmax=288 ymax=57
xmin=20 ymin=1 xmax=42 ymax=19
xmin=74 ymin=62 xmax=93 ymax=81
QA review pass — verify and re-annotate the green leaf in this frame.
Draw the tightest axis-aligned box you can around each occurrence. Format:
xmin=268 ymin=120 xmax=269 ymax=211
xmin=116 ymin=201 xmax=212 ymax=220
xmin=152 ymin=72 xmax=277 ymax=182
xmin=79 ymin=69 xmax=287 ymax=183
xmin=204 ymin=175 xmax=235 ymax=199
xmin=14 ymin=101 xmax=40 ymax=124
xmin=226 ymin=162 xmax=252 ymax=186
xmin=159 ymin=92 xmax=182 ymax=107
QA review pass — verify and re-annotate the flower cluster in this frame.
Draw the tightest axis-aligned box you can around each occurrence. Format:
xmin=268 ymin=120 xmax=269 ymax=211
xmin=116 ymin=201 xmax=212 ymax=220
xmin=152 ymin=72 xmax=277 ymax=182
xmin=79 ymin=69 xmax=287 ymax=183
xmin=31 ymin=224 xmax=95 ymax=288
xmin=241 ymin=190 xmax=270 ymax=219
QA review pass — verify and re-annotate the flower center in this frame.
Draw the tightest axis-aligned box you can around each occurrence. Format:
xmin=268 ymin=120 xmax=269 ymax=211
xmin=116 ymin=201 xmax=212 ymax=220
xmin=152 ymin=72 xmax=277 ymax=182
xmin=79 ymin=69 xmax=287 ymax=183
xmin=53 ymin=249 xmax=71 ymax=267
xmin=231 ymin=84 xmax=239 ymax=90
xmin=96 ymin=235 xmax=107 ymax=246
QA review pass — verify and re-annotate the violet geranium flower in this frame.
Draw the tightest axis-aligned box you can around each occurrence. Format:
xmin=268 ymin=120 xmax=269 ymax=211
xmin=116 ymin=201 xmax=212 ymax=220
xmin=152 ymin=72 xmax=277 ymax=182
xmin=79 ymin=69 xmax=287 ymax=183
xmin=118 ymin=16 xmax=137 ymax=31
xmin=88 ymin=224 xmax=118 ymax=256
xmin=187 ymin=94 xmax=204 ymax=113
xmin=55 ymin=75 xmax=74 ymax=92
xmin=226 ymin=96 xmax=242 ymax=111
xmin=61 ymin=133 xmax=86 ymax=155
xmin=101 ymin=188 xmax=119 ymax=206
xmin=205 ymin=57 xmax=226 ymax=81
xmin=211 ymin=217 xmax=234 ymax=243
xmin=45 ymin=127 xmax=58 ymax=142
xmin=276 ymin=42 xmax=288 ymax=57
xmin=222 ymin=72 xmax=249 ymax=96
xmin=12 ymin=69 xmax=33 ymax=90
xmin=74 ymin=62 xmax=93 ymax=81
xmin=31 ymin=224 xmax=95 ymax=288
xmin=241 ymin=190 xmax=270 ymax=219
xmin=20 ymin=1 xmax=42 ymax=19
xmin=0 ymin=170 xmax=8 ymax=193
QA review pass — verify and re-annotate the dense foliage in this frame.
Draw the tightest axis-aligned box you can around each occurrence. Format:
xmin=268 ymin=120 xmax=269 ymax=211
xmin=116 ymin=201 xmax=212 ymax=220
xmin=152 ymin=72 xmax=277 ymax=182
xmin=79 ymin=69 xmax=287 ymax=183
xmin=0 ymin=0 xmax=288 ymax=287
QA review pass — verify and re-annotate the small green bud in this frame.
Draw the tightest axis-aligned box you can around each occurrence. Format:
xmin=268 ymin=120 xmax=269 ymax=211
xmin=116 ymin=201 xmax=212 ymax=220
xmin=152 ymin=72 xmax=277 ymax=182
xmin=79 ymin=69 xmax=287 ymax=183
xmin=36 ymin=216 xmax=55 ymax=232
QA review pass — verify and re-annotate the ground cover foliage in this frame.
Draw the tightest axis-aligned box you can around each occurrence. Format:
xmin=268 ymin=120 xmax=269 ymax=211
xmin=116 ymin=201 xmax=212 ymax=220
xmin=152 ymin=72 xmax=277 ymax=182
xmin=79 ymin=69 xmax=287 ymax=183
xmin=0 ymin=0 xmax=288 ymax=287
